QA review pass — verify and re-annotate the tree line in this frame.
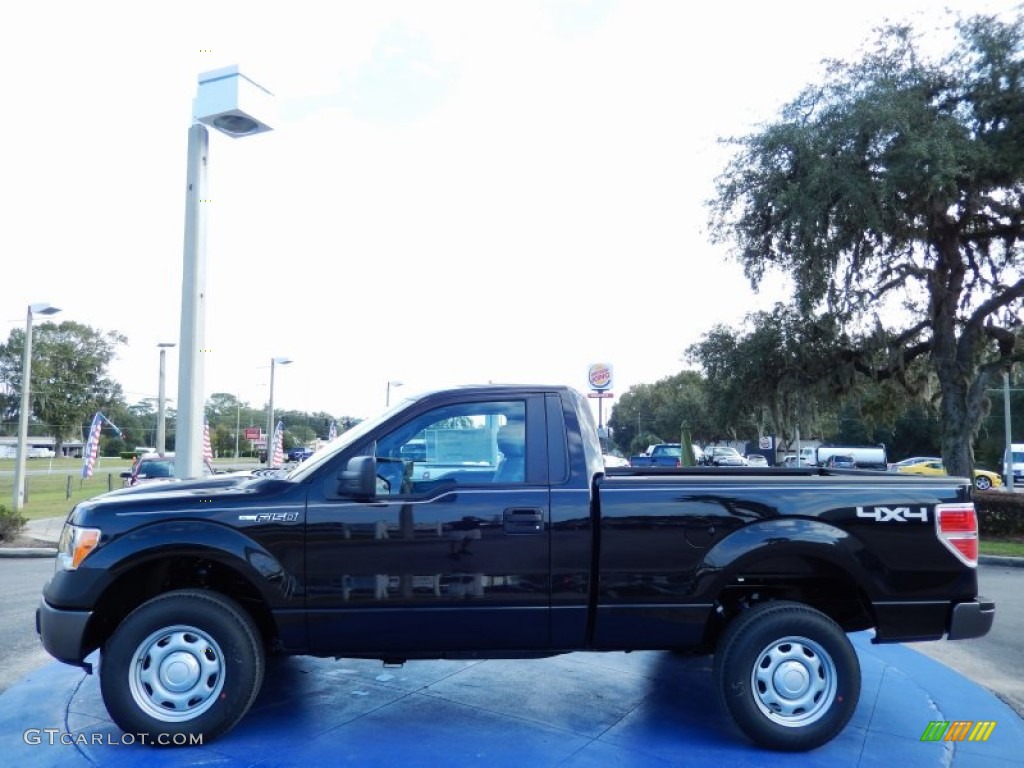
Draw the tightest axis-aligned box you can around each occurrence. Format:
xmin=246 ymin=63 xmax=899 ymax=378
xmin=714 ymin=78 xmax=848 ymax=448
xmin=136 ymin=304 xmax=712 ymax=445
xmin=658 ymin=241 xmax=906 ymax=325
xmin=0 ymin=324 xmax=359 ymax=458
xmin=612 ymin=10 xmax=1024 ymax=475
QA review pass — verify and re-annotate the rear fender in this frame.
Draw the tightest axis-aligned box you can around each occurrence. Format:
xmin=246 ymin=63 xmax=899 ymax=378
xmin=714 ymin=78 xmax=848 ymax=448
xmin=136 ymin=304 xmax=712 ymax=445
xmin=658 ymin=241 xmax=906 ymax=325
xmin=698 ymin=518 xmax=872 ymax=598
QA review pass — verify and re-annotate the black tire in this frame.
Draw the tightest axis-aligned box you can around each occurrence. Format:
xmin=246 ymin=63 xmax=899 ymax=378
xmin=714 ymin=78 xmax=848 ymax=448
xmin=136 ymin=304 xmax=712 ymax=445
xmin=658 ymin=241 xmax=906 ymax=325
xmin=713 ymin=601 xmax=860 ymax=751
xmin=974 ymin=475 xmax=991 ymax=491
xmin=100 ymin=589 xmax=264 ymax=745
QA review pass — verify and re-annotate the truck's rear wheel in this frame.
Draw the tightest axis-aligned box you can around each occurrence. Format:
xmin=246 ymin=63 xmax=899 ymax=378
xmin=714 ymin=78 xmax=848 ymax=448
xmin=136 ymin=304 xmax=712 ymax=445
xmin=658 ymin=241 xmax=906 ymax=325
xmin=101 ymin=590 xmax=264 ymax=744
xmin=713 ymin=601 xmax=860 ymax=751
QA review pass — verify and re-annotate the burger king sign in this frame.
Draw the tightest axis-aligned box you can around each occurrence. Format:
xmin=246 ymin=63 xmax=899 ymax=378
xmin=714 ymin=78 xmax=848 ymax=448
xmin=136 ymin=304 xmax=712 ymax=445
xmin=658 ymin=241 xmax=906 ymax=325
xmin=587 ymin=363 xmax=613 ymax=391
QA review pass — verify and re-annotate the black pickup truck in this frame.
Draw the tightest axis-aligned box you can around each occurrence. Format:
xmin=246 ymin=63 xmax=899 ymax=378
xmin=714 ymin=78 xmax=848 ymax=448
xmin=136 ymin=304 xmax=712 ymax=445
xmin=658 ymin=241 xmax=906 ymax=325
xmin=37 ymin=384 xmax=993 ymax=751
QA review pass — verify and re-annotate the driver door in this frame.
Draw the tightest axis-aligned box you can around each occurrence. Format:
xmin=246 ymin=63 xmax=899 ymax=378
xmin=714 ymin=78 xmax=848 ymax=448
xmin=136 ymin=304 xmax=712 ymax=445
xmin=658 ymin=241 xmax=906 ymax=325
xmin=305 ymin=394 xmax=551 ymax=655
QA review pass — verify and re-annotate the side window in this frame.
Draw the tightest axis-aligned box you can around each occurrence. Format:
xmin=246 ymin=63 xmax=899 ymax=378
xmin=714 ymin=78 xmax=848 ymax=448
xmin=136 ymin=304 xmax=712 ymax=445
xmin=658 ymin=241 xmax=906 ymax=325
xmin=373 ymin=400 xmax=527 ymax=494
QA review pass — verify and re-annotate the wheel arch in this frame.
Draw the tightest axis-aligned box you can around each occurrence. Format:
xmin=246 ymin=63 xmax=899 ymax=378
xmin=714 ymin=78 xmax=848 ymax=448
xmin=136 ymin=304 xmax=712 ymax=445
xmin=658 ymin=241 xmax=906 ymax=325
xmin=76 ymin=522 xmax=297 ymax=657
xmin=699 ymin=520 xmax=877 ymax=646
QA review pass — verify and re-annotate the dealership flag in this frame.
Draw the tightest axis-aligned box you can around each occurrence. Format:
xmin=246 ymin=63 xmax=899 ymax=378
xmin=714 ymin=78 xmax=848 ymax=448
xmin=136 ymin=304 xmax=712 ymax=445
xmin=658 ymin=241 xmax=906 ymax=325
xmin=203 ymin=421 xmax=214 ymax=463
xmin=328 ymin=420 xmax=337 ymax=441
xmin=81 ymin=411 xmax=121 ymax=479
xmin=271 ymin=421 xmax=285 ymax=467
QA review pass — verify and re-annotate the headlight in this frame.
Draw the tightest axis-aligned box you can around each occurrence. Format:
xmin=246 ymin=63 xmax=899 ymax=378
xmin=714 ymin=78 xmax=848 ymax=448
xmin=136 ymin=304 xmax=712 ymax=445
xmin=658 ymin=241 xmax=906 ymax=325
xmin=57 ymin=525 xmax=101 ymax=571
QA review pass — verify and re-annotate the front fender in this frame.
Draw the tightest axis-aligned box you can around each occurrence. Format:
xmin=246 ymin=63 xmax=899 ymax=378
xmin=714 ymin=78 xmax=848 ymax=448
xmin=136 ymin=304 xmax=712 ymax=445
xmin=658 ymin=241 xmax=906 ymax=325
xmin=43 ymin=519 xmax=302 ymax=611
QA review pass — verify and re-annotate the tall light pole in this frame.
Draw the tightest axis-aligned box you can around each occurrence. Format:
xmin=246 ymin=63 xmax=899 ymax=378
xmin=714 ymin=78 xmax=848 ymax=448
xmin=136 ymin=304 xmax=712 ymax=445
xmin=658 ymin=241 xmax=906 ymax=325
xmin=266 ymin=357 xmax=292 ymax=466
xmin=176 ymin=65 xmax=274 ymax=480
xmin=386 ymin=380 xmax=403 ymax=407
xmin=156 ymin=342 xmax=176 ymax=456
xmin=1005 ymin=371 xmax=1015 ymax=493
xmin=234 ymin=394 xmax=242 ymax=460
xmin=13 ymin=302 xmax=61 ymax=511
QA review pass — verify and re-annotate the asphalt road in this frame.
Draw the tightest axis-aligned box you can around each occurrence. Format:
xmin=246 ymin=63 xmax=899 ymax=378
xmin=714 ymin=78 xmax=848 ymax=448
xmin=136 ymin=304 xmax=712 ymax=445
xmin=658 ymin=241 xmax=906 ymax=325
xmin=0 ymin=558 xmax=56 ymax=694
xmin=0 ymin=558 xmax=1021 ymax=720
xmin=909 ymin=563 xmax=1024 ymax=716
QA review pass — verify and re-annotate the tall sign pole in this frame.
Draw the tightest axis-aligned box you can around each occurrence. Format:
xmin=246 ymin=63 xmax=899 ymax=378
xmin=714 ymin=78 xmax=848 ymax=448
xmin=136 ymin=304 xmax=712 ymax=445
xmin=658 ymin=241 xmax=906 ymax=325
xmin=587 ymin=363 xmax=614 ymax=440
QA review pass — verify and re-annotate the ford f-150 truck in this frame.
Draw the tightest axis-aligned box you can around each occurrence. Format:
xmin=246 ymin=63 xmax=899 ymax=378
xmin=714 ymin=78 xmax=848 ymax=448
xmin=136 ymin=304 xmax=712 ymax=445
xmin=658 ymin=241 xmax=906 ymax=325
xmin=37 ymin=384 xmax=993 ymax=752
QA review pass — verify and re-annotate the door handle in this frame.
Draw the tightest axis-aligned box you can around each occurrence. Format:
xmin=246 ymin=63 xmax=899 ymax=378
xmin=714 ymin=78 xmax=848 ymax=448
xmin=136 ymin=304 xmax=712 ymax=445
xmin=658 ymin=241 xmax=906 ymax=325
xmin=503 ymin=507 xmax=545 ymax=534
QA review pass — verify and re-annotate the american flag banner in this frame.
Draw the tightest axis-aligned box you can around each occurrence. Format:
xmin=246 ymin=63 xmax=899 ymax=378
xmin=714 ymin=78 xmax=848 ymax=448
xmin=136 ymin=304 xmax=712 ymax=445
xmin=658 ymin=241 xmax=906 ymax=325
xmin=203 ymin=421 xmax=214 ymax=464
xmin=81 ymin=412 xmax=106 ymax=478
xmin=271 ymin=420 xmax=285 ymax=467
xmin=328 ymin=420 xmax=337 ymax=441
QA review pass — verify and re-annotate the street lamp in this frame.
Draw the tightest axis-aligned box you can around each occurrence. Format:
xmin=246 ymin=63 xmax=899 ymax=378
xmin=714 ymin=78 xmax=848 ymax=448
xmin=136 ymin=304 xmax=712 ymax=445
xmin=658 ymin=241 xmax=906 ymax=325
xmin=156 ymin=342 xmax=176 ymax=456
xmin=176 ymin=65 xmax=274 ymax=481
xmin=13 ymin=302 xmax=61 ymax=511
xmin=266 ymin=357 xmax=292 ymax=466
xmin=1004 ymin=371 xmax=1016 ymax=493
xmin=234 ymin=394 xmax=242 ymax=460
xmin=386 ymin=380 xmax=403 ymax=407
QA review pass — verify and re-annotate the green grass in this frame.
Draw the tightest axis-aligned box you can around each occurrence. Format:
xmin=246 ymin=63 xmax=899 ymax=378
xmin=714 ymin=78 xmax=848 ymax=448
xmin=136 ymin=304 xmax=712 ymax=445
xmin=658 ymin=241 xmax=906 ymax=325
xmin=980 ymin=538 xmax=1024 ymax=558
xmin=0 ymin=457 xmax=257 ymax=520
xmin=0 ymin=459 xmax=129 ymax=520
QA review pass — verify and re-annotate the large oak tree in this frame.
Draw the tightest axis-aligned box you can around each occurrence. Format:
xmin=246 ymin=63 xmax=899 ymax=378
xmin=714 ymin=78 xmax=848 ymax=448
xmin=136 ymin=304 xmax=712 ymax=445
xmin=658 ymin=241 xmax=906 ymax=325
xmin=709 ymin=12 xmax=1024 ymax=476
xmin=0 ymin=321 xmax=126 ymax=456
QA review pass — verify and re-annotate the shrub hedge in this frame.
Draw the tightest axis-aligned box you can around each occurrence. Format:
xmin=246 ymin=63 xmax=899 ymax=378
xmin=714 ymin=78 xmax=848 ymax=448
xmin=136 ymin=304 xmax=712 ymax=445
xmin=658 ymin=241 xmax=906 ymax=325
xmin=0 ymin=504 xmax=28 ymax=542
xmin=975 ymin=490 xmax=1024 ymax=537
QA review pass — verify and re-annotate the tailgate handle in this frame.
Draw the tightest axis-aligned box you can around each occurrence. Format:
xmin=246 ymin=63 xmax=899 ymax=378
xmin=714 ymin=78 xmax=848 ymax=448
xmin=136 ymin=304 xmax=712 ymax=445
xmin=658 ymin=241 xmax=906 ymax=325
xmin=503 ymin=507 xmax=544 ymax=534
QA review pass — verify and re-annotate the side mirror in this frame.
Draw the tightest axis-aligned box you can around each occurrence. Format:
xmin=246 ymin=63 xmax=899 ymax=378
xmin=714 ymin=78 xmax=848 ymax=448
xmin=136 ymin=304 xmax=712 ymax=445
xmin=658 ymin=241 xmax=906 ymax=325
xmin=339 ymin=455 xmax=377 ymax=499
xmin=119 ymin=471 xmax=132 ymax=479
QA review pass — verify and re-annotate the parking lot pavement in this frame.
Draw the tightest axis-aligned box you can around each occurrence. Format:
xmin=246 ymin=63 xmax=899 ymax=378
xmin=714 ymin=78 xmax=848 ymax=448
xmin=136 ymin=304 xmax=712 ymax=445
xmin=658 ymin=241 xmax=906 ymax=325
xmin=2 ymin=632 xmax=1021 ymax=768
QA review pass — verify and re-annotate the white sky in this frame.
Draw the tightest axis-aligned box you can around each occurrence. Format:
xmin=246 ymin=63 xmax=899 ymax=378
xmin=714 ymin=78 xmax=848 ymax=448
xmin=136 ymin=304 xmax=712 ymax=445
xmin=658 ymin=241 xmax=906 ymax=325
xmin=1 ymin=0 xmax=1018 ymax=422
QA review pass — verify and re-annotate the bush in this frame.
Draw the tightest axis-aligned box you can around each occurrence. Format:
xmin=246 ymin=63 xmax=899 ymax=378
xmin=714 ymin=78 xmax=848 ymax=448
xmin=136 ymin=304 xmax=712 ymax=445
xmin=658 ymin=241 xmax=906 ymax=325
xmin=119 ymin=451 xmax=141 ymax=461
xmin=975 ymin=491 xmax=1024 ymax=537
xmin=0 ymin=504 xmax=28 ymax=542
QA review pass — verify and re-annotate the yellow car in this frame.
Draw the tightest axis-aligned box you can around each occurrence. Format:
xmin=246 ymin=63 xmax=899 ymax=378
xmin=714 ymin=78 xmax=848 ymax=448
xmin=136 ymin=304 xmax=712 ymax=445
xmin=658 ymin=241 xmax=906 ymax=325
xmin=896 ymin=459 xmax=1003 ymax=491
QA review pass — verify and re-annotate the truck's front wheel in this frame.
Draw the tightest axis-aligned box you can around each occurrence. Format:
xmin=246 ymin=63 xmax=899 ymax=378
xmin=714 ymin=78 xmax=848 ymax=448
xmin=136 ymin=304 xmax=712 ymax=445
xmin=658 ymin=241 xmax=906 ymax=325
xmin=713 ymin=601 xmax=860 ymax=751
xmin=100 ymin=590 xmax=265 ymax=744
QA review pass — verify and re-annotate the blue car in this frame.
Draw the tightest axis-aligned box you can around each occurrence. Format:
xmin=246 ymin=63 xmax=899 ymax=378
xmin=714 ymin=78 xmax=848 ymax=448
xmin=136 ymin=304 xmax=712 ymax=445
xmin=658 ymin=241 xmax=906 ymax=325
xmin=288 ymin=447 xmax=314 ymax=462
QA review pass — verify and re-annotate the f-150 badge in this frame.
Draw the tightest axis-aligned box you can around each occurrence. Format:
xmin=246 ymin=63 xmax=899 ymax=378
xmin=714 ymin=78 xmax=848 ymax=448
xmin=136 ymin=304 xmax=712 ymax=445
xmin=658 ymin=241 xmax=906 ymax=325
xmin=238 ymin=512 xmax=300 ymax=522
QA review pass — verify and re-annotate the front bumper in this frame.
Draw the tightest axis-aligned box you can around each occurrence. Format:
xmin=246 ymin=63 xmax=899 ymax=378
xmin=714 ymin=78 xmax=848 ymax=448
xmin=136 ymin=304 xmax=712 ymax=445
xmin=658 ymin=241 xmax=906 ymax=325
xmin=36 ymin=600 xmax=94 ymax=670
xmin=947 ymin=597 xmax=995 ymax=640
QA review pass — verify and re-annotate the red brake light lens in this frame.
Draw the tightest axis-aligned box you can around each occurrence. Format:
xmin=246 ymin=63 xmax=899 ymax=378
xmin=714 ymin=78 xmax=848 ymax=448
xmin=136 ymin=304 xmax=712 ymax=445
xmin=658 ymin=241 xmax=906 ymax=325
xmin=935 ymin=503 xmax=978 ymax=567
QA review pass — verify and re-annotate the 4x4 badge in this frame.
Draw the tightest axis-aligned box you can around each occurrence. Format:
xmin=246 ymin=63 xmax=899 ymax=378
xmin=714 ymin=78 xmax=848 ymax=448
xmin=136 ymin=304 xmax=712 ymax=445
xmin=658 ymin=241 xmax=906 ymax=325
xmin=856 ymin=506 xmax=929 ymax=522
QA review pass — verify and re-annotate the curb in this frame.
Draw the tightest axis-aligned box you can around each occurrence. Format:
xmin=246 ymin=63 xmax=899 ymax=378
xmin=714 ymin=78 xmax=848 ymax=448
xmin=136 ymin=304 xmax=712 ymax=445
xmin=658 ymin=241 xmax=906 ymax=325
xmin=978 ymin=554 xmax=1024 ymax=568
xmin=0 ymin=547 xmax=56 ymax=558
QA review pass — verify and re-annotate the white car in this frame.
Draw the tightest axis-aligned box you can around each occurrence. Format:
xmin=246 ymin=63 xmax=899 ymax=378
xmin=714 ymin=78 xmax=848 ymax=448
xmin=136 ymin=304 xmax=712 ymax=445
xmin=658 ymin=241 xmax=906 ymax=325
xmin=745 ymin=454 xmax=769 ymax=467
xmin=603 ymin=453 xmax=630 ymax=468
xmin=705 ymin=446 xmax=748 ymax=466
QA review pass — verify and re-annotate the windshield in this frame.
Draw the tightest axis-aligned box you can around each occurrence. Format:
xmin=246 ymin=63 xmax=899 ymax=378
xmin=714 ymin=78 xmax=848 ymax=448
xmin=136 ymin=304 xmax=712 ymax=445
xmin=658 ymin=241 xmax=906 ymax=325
xmin=285 ymin=398 xmax=415 ymax=481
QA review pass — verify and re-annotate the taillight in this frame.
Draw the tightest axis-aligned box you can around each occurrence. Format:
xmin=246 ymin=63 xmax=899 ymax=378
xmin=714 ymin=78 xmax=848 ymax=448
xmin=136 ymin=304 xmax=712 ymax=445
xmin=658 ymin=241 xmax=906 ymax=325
xmin=935 ymin=503 xmax=978 ymax=567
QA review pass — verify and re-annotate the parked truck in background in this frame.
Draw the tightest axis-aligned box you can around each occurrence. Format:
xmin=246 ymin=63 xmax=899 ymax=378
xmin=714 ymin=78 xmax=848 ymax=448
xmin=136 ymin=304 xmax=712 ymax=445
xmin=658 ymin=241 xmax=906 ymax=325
xmin=38 ymin=384 xmax=992 ymax=752
xmin=628 ymin=443 xmax=703 ymax=467
xmin=1006 ymin=443 xmax=1024 ymax=486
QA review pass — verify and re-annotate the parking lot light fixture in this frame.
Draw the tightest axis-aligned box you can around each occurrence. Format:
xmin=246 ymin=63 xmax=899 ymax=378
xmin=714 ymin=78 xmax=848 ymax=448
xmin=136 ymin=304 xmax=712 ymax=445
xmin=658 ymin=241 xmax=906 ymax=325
xmin=13 ymin=302 xmax=61 ymax=511
xmin=266 ymin=357 xmax=292 ymax=466
xmin=176 ymin=66 xmax=274 ymax=481
xmin=156 ymin=343 xmax=176 ymax=457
